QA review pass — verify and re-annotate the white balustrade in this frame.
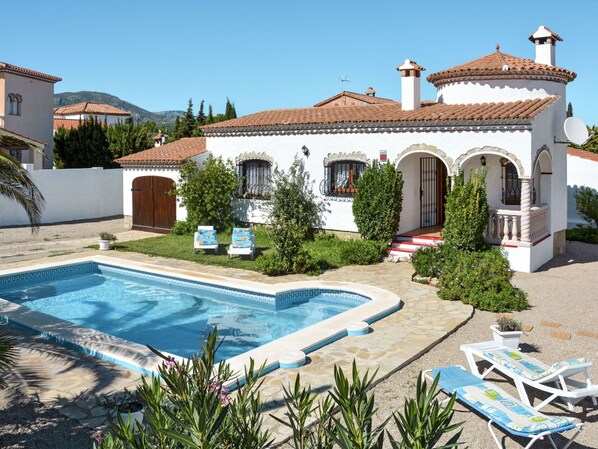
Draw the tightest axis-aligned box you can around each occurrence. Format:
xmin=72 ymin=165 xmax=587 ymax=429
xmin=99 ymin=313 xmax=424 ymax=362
xmin=486 ymin=204 xmax=549 ymax=245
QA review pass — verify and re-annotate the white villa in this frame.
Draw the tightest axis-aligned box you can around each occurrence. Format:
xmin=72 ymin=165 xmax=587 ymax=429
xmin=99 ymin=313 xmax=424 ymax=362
xmin=119 ymin=26 xmax=576 ymax=273
xmin=0 ymin=61 xmax=61 ymax=169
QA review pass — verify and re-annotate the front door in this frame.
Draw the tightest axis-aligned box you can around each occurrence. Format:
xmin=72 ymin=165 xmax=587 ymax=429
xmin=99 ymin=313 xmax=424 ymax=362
xmin=419 ymin=157 xmax=447 ymax=228
xmin=132 ymin=176 xmax=176 ymax=233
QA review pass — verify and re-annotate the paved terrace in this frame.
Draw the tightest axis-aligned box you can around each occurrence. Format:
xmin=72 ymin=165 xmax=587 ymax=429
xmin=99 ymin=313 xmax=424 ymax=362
xmin=0 ymin=219 xmax=597 ymax=448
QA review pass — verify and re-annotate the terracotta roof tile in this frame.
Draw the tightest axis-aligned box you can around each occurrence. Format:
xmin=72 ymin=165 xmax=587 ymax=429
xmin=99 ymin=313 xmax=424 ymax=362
xmin=53 ymin=118 xmax=82 ymax=131
xmin=0 ymin=62 xmax=61 ymax=83
xmin=54 ymin=102 xmax=131 ymax=116
xmin=567 ymin=147 xmax=598 ymax=163
xmin=427 ymin=50 xmax=575 ymax=86
xmin=115 ymin=137 xmax=206 ymax=166
xmin=203 ymin=97 xmax=557 ymax=132
xmin=314 ymin=91 xmax=397 ymax=107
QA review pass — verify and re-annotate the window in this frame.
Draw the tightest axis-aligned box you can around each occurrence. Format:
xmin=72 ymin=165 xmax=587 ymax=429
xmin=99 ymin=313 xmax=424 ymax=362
xmin=15 ymin=94 xmax=22 ymax=116
xmin=7 ymin=94 xmax=16 ymax=115
xmin=238 ymin=159 xmax=271 ymax=198
xmin=322 ymin=160 xmax=365 ymax=197
xmin=9 ymin=149 xmax=22 ymax=162
xmin=501 ymin=159 xmax=536 ymax=205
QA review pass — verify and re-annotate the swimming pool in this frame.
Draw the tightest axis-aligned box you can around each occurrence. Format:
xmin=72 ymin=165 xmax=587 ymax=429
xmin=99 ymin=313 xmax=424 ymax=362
xmin=0 ymin=257 xmax=402 ymax=375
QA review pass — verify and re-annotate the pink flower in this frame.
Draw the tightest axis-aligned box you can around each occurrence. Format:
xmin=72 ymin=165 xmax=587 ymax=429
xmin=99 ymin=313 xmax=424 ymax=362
xmin=164 ymin=359 xmax=176 ymax=369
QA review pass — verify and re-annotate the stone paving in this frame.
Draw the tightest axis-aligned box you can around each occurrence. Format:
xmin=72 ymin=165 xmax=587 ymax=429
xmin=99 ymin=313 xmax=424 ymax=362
xmin=0 ymin=247 xmax=472 ymax=443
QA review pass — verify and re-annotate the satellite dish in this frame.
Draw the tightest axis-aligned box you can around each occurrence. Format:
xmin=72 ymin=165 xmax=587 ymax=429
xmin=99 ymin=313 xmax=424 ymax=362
xmin=564 ymin=117 xmax=589 ymax=146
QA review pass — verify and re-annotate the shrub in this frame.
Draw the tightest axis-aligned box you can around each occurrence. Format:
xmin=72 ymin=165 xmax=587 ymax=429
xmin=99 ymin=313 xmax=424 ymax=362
xmin=338 ymin=239 xmax=385 ymax=265
xmin=411 ymin=244 xmax=460 ymax=279
xmin=171 ymin=220 xmax=195 ymax=235
xmin=292 ymin=251 xmax=322 ymax=276
xmin=566 ymin=226 xmax=598 ymax=244
xmin=255 ymin=252 xmax=288 ymax=276
xmin=438 ymin=249 xmax=528 ymax=312
xmin=442 ymin=171 xmax=489 ymax=251
xmin=175 ymin=157 xmax=239 ymax=231
xmin=496 ymin=315 xmax=523 ymax=332
xmin=263 ymin=157 xmax=326 ymax=270
xmin=574 ymin=186 xmax=598 ymax=229
xmin=353 ymin=160 xmax=404 ymax=242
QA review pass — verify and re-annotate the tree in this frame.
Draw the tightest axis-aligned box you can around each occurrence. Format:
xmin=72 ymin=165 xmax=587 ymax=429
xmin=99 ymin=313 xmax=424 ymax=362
xmin=224 ymin=98 xmax=237 ymax=120
xmin=106 ymin=118 xmax=153 ymax=159
xmin=0 ymin=149 xmax=45 ymax=231
xmin=196 ymin=100 xmax=206 ymax=126
xmin=442 ymin=170 xmax=489 ymax=251
xmin=204 ymin=105 xmax=214 ymax=125
xmin=353 ymin=160 xmax=404 ymax=242
xmin=566 ymin=102 xmax=573 ymax=118
xmin=574 ymin=186 xmax=598 ymax=229
xmin=53 ymin=117 xmax=113 ymax=168
xmin=174 ymin=157 xmax=239 ymax=231
xmin=580 ymin=126 xmax=598 ymax=154
xmin=262 ymin=157 xmax=325 ymax=269
xmin=0 ymin=325 xmax=17 ymax=389
xmin=175 ymin=98 xmax=197 ymax=139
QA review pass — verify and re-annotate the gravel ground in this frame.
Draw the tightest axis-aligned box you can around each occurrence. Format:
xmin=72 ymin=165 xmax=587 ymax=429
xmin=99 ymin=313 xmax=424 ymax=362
xmin=0 ymin=226 xmax=596 ymax=448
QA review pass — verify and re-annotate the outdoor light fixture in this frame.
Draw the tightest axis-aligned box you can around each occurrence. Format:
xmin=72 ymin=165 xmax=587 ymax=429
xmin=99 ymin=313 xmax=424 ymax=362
xmin=480 ymin=155 xmax=487 ymax=166
xmin=301 ymin=145 xmax=310 ymax=157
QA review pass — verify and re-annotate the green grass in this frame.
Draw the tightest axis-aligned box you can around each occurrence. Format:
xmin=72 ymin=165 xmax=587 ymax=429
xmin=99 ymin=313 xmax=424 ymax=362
xmin=566 ymin=226 xmax=598 ymax=244
xmin=114 ymin=227 xmax=274 ymax=271
xmin=113 ymin=229 xmax=384 ymax=274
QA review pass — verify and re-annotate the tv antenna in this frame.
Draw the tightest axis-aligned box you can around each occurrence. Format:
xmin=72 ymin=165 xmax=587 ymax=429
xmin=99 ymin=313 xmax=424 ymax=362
xmin=339 ymin=75 xmax=351 ymax=91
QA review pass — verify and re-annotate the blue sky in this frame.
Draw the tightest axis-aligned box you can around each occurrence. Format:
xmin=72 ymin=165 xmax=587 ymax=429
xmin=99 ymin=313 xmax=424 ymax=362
xmin=4 ymin=0 xmax=597 ymax=124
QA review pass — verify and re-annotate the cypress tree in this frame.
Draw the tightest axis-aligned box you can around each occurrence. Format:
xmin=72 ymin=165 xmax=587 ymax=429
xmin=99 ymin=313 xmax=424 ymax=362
xmin=567 ymin=102 xmax=573 ymax=118
xmin=205 ymin=105 xmax=214 ymax=125
xmin=197 ymin=100 xmax=206 ymax=126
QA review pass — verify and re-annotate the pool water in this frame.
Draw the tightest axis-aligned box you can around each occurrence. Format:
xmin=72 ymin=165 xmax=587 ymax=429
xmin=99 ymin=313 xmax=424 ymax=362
xmin=0 ymin=263 xmax=364 ymax=360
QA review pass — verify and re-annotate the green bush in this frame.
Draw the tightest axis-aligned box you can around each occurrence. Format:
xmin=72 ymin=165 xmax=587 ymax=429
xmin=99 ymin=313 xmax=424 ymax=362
xmin=263 ymin=157 xmax=326 ymax=270
xmin=411 ymin=244 xmax=460 ymax=279
xmin=174 ymin=157 xmax=239 ymax=231
xmin=292 ymin=250 xmax=322 ymax=276
xmin=338 ymin=239 xmax=385 ymax=265
xmin=574 ymin=186 xmax=598 ymax=229
xmin=442 ymin=171 xmax=489 ymax=251
xmin=171 ymin=220 xmax=195 ymax=235
xmin=438 ymin=249 xmax=528 ymax=312
xmin=353 ymin=160 xmax=404 ymax=242
xmin=566 ymin=226 xmax=598 ymax=244
xmin=255 ymin=252 xmax=288 ymax=276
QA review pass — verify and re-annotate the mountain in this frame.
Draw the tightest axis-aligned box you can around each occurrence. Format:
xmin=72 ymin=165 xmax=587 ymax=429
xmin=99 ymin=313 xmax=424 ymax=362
xmin=53 ymin=91 xmax=184 ymax=126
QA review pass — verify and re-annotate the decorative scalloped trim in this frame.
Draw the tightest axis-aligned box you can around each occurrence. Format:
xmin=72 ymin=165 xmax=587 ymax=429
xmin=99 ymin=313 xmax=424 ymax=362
xmin=454 ymin=146 xmax=525 ymax=176
xmin=395 ymin=144 xmax=453 ymax=174
xmin=235 ymin=151 xmax=273 ymax=165
xmin=323 ymin=151 xmax=368 ymax=166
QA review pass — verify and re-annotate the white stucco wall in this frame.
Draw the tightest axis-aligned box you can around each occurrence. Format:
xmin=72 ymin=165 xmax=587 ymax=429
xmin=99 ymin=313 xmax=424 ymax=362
xmin=207 ymin=128 xmax=532 ymax=233
xmin=55 ymin=113 xmax=129 ymax=126
xmin=2 ymin=72 xmax=56 ymax=169
xmin=437 ymin=80 xmax=566 ymax=105
xmin=0 ymin=167 xmax=123 ymax=227
xmin=567 ymin=153 xmax=598 ymax=227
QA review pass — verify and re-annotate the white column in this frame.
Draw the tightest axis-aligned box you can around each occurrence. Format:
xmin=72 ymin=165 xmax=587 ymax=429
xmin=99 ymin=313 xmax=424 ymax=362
xmin=520 ymin=178 xmax=532 ymax=244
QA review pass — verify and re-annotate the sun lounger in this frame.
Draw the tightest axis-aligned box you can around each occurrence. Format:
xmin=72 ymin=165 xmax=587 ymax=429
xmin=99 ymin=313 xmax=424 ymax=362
xmin=425 ymin=366 xmax=583 ymax=449
xmin=227 ymin=227 xmax=255 ymax=259
xmin=461 ymin=341 xmax=598 ymax=411
xmin=194 ymin=226 xmax=219 ymax=254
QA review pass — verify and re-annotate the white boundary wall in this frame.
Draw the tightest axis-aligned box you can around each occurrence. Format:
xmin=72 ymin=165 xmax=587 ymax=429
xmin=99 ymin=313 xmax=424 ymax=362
xmin=567 ymin=153 xmax=598 ymax=228
xmin=0 ymin=167 xmax=123 ymax=227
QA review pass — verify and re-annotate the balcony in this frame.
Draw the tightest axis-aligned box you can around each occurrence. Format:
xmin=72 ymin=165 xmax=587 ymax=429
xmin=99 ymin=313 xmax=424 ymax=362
xmin=485 ymin=204 xmax=550 ymax=246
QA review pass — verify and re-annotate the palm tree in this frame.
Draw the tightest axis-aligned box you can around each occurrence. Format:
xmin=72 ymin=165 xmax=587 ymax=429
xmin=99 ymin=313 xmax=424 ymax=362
xmin=0 ymin=149 xmax=45 ymax=231
xmin=0 ymin=325 xmax=16 ymax=389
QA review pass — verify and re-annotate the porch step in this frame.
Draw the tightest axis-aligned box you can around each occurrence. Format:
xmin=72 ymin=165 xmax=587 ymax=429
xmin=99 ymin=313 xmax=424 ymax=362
xmin=388 ymin=234 xmax=444 ymax=260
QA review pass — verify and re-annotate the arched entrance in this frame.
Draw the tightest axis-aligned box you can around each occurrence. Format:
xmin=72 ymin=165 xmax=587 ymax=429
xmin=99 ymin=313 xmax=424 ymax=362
xmin=132 ymin=176 xmax=176 ymax=233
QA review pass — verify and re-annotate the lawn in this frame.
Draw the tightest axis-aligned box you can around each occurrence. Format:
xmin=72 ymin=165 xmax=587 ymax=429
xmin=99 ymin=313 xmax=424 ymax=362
xmin=113 ymin=228 xmax=383 ymax=273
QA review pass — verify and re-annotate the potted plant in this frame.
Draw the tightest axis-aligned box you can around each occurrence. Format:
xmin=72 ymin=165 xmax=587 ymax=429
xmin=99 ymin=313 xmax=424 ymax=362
xmin=117 ymin=400 xmax=144 ymax=429
xmin=98 ymin=232 xmax=117 ymax=250
xmin=491 ymin=315 xmax=523 ymax=349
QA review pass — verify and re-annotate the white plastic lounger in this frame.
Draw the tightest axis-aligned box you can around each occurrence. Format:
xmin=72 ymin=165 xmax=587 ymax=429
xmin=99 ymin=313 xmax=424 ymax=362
xmin=194 ymin=226 xmax=219 ymax=254
xmin=461 ymin=341 xmax=598 ymax=411
xmin=425 ymin=366 xmax=584 ymax=449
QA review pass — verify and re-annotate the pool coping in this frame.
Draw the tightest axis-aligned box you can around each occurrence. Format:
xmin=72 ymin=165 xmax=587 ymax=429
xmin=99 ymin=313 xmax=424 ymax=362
xmin=0 ymin=255 xmax=403 ymax=379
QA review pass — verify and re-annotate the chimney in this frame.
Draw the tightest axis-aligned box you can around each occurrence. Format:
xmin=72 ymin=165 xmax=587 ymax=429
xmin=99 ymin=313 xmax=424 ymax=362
xmin=528 ymin=25 xmax=562 ymax=66
xmin=364 ymin=86 xmax=376 ymax=97
xmin=397 ymin=59 xmax=425 ymax=111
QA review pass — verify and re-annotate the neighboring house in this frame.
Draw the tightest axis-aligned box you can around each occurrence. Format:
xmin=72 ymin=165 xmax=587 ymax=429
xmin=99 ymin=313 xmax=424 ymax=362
xmin=0 ymin=61 xmax=61 ymax=169
xmin=116 ymin=137 xmax=208 ymax=233
xmin=119 ymin=26 xmax=575 ymax=272
xmin=566 ymin=147 xmax=598 ymax=227
xmin=53 ymin=102 xmax=131 ymax=131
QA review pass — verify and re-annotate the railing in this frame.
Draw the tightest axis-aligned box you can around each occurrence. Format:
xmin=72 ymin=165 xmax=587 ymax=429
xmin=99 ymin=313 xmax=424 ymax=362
xmin=486 ymin=209 xmax=521 ymax=244
xmin=486 ymin=204 xmax=549 ymax=245
xmin=530 ymin=204 xmax=550 ymax=242
xmin=319 ymin=177 xmax=356 ymax=197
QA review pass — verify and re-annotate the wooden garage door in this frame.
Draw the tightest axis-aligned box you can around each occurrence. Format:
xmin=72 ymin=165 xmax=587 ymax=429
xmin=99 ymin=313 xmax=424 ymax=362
xmin=132 ymin=176 xmax=176 ymax=233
